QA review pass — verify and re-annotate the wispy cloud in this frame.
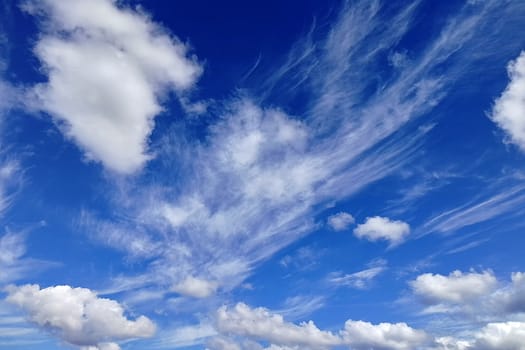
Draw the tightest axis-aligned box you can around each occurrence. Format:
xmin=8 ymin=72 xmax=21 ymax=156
xmin=78 ymin=0 xmax=520 ymax=307
xmin=328 ymin=259 xmax=387 ymax=289
xmin=420 ymin=183 xmax=525 ymax=236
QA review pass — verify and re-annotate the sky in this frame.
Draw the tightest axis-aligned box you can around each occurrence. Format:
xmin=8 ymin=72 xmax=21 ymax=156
xmin=0 ymin=0 xmax=525 ymax=349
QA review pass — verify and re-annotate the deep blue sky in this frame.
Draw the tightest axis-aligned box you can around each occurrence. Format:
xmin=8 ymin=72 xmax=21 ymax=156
xmin=1 ymin=0 xmax=525 ymax=349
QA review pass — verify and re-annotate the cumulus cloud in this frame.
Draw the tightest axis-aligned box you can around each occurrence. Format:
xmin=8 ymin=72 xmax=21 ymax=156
xmin=24 ymin=0 xmax=202 ymax=173
xmin=216 ymin=303 xmax=340 ymax=348
xmin=5 ymin=284 xmax=155 ymax=349
xmin=327 ymin=212 xmax=355 ymax=231
xmin=410 ymin=270 xmax=497 ymax=304
xmin=473 ymin=322 xmax=525 ymax=350
xmin=342 ymin=320 xmax=428 ymax=350
xmin=409 ymin=269 xmax=525 ymax=323
xmin=215 ymin=303 xmax=428 ymax=350
xmin=353 ymin=216 xmax=410 ymax=246
xmin=490 ymin=51 xmax=525 ymax=152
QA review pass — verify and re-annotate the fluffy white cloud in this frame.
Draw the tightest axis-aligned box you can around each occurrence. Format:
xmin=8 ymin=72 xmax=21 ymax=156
xmin=473 ymin=322 xmax=525 ymax=350
xmin=172 ymin=276 xmax=218 ymax=298
xmin=215 ymin=303 xmax=428 ymax=350
xmin=342 ymin=320 xmax=428 ymax=350
xmin=24 ymin=0 xmax=202 ymax=173
xmin=353 ymin=216 xmax=410 ymax=246
xmin=5 ymin=284 xmax=155 ymax=349
xmin=216 ymin=303 xmax=340 ymax=348
xmin=327 ymin=212 xmax=355 ymax=231
xmin=410 ymin=270 xmax=497 ymax=304
xmin=490 ymin=51 xmax=525 ymax=152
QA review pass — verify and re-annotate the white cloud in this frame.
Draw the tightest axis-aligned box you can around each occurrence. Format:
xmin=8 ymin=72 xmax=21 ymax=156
xmin=81 ymin=0 xmax=514 ymax=311
xmin=0 ymin=230 xmax=56 ymax=284
xmin=215 ymin=303 xmax=428 ymax=350
xmin=472 ymin=322 xmax=525 ymax=350
xmin=0 ymin=159 xmax=20 ymax=219
xmin=216 ymin=303 xmax=340 ymax=348
xmin=172 ymin=276 xmax=218 ymax=298
xmin=327 ymin=212 xmax=354 ymax=231
xmin=490 ymin=51 xmax=525 ymax=152
xmin=206 ymin=337 xmax=242 ymax=350
xmin=24 ymin=0 xmax=202 ymax=173
xmin=421 ymin=184 xmax=525 ymax=235
xmin=329 ymin=260 xmax=387 ymax=289
xmin=341 ymin=320 xmax=428 ymax=350
xmin=410 ymin=270 xmax=497 ymax=304
xmin=153 ymin=323 xmax=217 ymax=349
xmin=5 ymin=284 xmax=155 ymax=349
xmin=354 ymin=216 xmax=410 ymax=246
xmin=408 ymin=269 xmax=525 ymax=325
xmin=0 ymin=230 xmax=25 ymax=266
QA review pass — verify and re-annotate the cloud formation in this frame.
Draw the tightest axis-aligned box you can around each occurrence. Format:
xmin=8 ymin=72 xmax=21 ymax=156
xmin=24 ymin=0 xmax=202 ymax=173
xmin=327 ymin=212 xmax=355 ymax=231
xmin=472 ymin=322 xmax=525 ymax=350
xmin=410 ymin=270 xmax=497 ymax=304
xmin=5 ymin=284 xmax=156 ymax=349
xmin=215 ymin=303 xmax=428 ymax=350
xmin=490 ymin=51 xmax=525 ymax=152
xmin=354 ymin=216 xmax=410 ymax=246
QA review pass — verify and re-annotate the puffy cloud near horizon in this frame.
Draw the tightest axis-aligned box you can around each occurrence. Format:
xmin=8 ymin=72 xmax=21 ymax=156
xmin=215 ymin=303 xmax=428 ymax=350
xmin=472 ymin=322 xmax=525 ymax=350
xmin=354 ymin=216 xmax=410 ymax=246
xmin=490 ymin=51 xmax=525 ymax=153
xmin=327 ymin=212 xmax=355 ymax=231
xmin=5 ymin=284 xmax=156 ymax=349
xmin=23 ymin=0 xmax=202 ymax=173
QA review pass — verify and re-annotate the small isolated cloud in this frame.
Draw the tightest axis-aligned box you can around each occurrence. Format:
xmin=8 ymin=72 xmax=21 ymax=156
xmin=24 ymin=0 xmax=202 ymax=173
xmin=410 ymin=270 xmax=497 ymax=304
xmin=215 ymin=303 xmax=428 ymax=350
xmin=5 ymin=284 xmax=156 ymax=349
xmin=353 ymin=216 xmax=410 ymax=246
xmin=172 ymin=276 xmax=218 ymax=298
xmin=490 ymin=51 xmax=525 ymax=153
xmin=327 ymin=212 xmax=355 ymax=231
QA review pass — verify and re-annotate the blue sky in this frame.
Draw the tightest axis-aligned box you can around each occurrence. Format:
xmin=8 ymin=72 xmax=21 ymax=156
xmin=0 ymin=0 xmax=525 ymax=349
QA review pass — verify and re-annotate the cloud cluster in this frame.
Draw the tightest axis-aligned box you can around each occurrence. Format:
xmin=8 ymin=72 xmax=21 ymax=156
xmin=354 ymin=216 xmax=410 ymax=246
xmin=409 ymin=270 xmax=525 ymax=349
xmin=5 ymin=284 xmax=156 ymax=349
xmin=410 ymin=270 xmax=525 ymax=317
xmin=24 ymin=0 xmax=202 ymax=173
xmin=490 ymin=51 xmax=525 ymax=152
xmin=214 ymin=303 xmax=428 ymax=350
